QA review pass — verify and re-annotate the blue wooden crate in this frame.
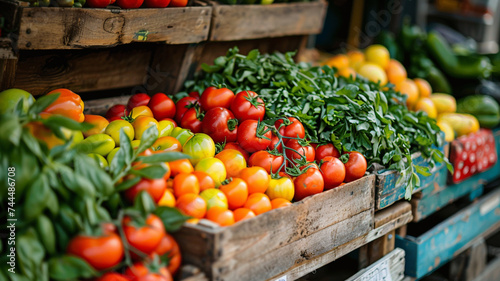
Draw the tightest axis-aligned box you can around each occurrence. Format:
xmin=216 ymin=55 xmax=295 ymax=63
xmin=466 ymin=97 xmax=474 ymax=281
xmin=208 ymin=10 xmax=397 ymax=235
xmin=396 ymin=187 xmax=500 ymax=279
xmin=375 ymin=144 xmax=448 ymax=211
xmin=411 ymin=128 xmax=500 ymax=221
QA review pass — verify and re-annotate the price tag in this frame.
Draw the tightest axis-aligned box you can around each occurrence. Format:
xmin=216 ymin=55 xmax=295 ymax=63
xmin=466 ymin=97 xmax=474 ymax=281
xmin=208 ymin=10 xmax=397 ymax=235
xmin=359 ymin=260 xmax=392 ymax=281
xmin=274 ymin=276 xmax=287 ymax=281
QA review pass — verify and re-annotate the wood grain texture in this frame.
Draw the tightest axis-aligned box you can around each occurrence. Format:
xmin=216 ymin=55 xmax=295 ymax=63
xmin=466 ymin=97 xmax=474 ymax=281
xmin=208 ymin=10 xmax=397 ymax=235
xmin=173 ymin=175 xmax=375 ymax=281
xmin=0 ymin=39 xmax=18 ymax=91
xmin=473 ymin=254 xmax=500 ymax=281
xmin=347 ymin=248 xmax=406 ymax=281
xmin=449 ymin=238 xmax=486 ymax=281
xmin=13 ymin=5 xmax=211 ymax=50
xmin=83 ymin=95 xmax=131 ymax=116
xmin=209 ymin=0 xmax=327 ymax=41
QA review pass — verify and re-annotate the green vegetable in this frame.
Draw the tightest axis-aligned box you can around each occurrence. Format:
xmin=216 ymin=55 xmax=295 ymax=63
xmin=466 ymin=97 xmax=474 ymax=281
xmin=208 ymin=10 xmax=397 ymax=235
xmin=184 ymin=47 xmax=452 ymax=198
xmin=457 ymin=95 xmax=500 ymax=128
xmin=425 ymin=66 xmax=452 ymax=94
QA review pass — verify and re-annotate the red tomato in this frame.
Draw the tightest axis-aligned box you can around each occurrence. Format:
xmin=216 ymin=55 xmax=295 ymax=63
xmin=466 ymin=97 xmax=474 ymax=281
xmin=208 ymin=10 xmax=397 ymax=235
xmin=315 ymin=144 xmax=341 ymax=161
xmin=161 ymin=118 xmax=177 ymax=127
xmin=86 ymin=0 xmax=112 ymax=7
xmin=180 ymin=107 xmax=203 ymax=133
xmin=319 ymin=156 xmax=346 ymax=190
xmin=127 ymin=93 xmax=150 ymax=112
xmin=285 ymin=139 xmax=315 ymax=163
xmin=344 ymin=152 xmax=367 ymax=182
xmin=122 ymin=214 xmax=165 ymax=255
xmin=144 ymin=0 xmax=170 ymax=7
xmin=175 ymin=97 xmax=198 ymax=124
xmin=67 ymin=233 xmax=124 ymax=271
xmin=237 ymin=120 xmax=272 ymax=153
xmin=293 ymin=167 xmax=324 ymax=201
xmin=189 ymin=91 xmax=200 ymax=99
xmin=224 ymin=142 xmax=249 ymax=162
xmin=124 ymin=178 xmax=167 ymax=203
xmin=105 ymin=104 xmax=127 ymax=120
xmin=201 ymin=107 xmax=238 ymax=143
xmin=230 ymin=91 xmax=265 ymax=121
xmin=248 ymin=151 xmax=284 ymax=174
xmin=267 ymin=133 xmax=282 ymax=152
xmin=200 ymin=87 xmax=235 ymax=111
xmin=148 ymin=93 xmax=175 ymax=120
xmin=124 ymin=262 xmax=172 ymax=281
xmin=96 ymin=273 xmax=129 ymax=281
xmin=275 ymin=117 xmax=305 ymax=141
xmin=150 ymin=234 xmax=182 ymax=275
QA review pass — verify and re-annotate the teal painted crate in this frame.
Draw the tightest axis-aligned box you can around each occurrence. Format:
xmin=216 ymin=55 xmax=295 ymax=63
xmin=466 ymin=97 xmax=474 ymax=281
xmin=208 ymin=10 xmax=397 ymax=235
xmin=411 ymin=128 xmax=500 ymax=221
xmin=375 ymin=144 xmax=448 ymax=211
xmin=396 ymin=186 xmax=500 ymax=279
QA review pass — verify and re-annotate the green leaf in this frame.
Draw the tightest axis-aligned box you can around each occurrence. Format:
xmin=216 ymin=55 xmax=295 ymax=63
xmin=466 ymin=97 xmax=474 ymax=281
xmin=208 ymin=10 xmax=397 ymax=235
xmin=115 ymin=176 xmax=141 ymax=192
xmin=0 ymin=115 xmax=21 ymax=146
xmin=59 ymin=166 xmax=96 ymax=198
xmin=48 ymin=256 xmax=98 ymax=280
xmin=23 ymin=175 xmax=50 ymax=221
xmin=154 ymin=206 xmax=191 ymax=232
xmin=42 ymin=115 xmax=93 ymax=131
xmin=17 ymin=230 xmax=45 ymax=280
xmin=134 ymin=191 xmax=156 ymax=215
xmin=136 ymin=152 xmax=189 ymax=164
xmin=246 ymin=49 xmax=260 ymax=60
xmin=137 ymin=126 xmax=159 ymax=154
xmin=75 ymin=155 xmax=114 ymax=197
xmin=414 ymin=164 xmax=432 ymax=177
xmin=28 ymin=93 xmax=59 ymax=115
xmin=131 ymin=164 xmax=167 ymax=179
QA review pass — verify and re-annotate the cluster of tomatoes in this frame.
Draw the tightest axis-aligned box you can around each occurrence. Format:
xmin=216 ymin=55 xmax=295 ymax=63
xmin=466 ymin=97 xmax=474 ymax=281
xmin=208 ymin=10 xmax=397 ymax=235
xmin=98 ymin=87 xmax=368 ymax=228
xmin=68 ymin=220 xmax=180 ymax=281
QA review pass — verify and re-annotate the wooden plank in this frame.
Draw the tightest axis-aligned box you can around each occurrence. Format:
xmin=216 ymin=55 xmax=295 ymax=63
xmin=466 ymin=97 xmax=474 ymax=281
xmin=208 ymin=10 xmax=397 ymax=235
xmin=364 ymin=230 xmax=396 ymax=266
xmin=375 ymin=201 xmax=412 ymax=228
xmin=178 ymin=265 xmax=208 ymax=281
xmin=14 ymin=5 xmax=211 ymax=50
xmin=209 ymin=0 xmax=327 ymax=41
xmin=449 ymin=238 xmax=487 ymax=281
xmin=346 ymin=248 xmax=405 ymax=281
xmin=265 ymin=201 xmax=413 ymax=281
xmin=0 ymin=39 xmax=18 ymax=91
xmin=173 ymin=175 xmax=375 ymax=281
xmin=472 ymin=254 xmax=500 ymax=281
xmin=396 ymin=186 xmax=500 ymax=279
xmin=12 ymin=45 xmax=152 ymax=95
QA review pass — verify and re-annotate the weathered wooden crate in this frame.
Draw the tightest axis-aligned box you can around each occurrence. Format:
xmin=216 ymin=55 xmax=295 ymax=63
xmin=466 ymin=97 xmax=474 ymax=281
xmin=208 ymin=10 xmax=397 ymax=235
xmin=395 ymin=186 xmax=500 ymax=280
xmin=346 ymin=248 xmax=406 ymax=281
xmin=207 ymin=0 xmax=327 ymax=42
xmin=173 ymin=175 xmax=375 ymax=281
xmin=410 ymin=128 xmax=500 ymax=222
xmin=375 ymin=144 xmax=448 ymax=211
xmin=0 ymin=0 xmax=211 ymax=95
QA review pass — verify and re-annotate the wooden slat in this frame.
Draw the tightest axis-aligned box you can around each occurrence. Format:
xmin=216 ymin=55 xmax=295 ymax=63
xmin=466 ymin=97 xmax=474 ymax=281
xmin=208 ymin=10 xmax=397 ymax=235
xmin=209 ymin=0 xmax=327 ymax=41
xmin=375 ymin=201 xmax=412 ymax=228
xmin=14 ymin=5 xmax=211 ymax=50
xmin=449 ymin=238 xmax=487 ymax=281
xmin=83 ymin=95 xmax=131 ymax=116
xmin=347 ymin=248 xmax=406 ymax=281
xmin=0 ymin=39 xmax=18 ymax=91
xmin=472 ymin=254 xmax=500 ymax=281
xmin=12 ymin=45 xmax=152 ymax=95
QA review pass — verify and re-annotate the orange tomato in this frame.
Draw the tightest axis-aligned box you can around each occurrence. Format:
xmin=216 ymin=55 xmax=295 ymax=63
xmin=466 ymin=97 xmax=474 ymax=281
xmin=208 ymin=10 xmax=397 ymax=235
xmin=215 ymin=149 xmax=247 ymax=178
xmin=244 ymin=193 xmax=272 ymax=215
xmin=43 ymin=88 xmax=84 ymax=122
xmin=169 ymin=0 xmax=187 ymax=6
xmin=233 ymin=208 xmax=256 ymax=222
xmin=158 ymin=190 xmax=176 ymax=207
xmin=238 ymin=167 xmax=269 ymax=194
xmin=152 ymin=136 xmax=182 ymax=152
xmin=173 ymin=173 xmax=200 ymax=198
xmin=149 ymin=233 xmax=182 ymax=275
xmin=169 ymin=159 xmax=194 ymax=177
xmin=83 ymin=115 xmax=109 ymax=137
xmin=192 ymin=171 xmax=215 ymax=191
xmin=130 ymin=105 xmax=154 ymax=119
xmin=271 ymin=198 xmax=292 ymax=209
xmin=176 ymin=194 xmax=206 ymax=219
xmin=132 ymin=116 xmax=159 ymax=140
xmin=219 ymin=178 xmax=248 ymax=210
xmin=206 ymin=206 xmax=235 ymax=227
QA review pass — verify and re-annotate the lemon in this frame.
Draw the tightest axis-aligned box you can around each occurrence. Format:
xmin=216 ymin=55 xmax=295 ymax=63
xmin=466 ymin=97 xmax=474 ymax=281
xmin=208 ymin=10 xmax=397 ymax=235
xmin=358 ymin=63 xmax=388 ymax=85
xmin=365 ymin=44 xmax=390 ymax=69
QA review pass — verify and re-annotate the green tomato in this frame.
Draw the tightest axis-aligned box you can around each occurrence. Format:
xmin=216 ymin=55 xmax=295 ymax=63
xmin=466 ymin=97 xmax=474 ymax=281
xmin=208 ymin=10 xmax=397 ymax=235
xmin=182 ymin=133 xmax=215 ymax=165
xmin=171 ymin=127 xmax=194 ymax=146
xmin=105 ymin=120 xmax=134 ymax=146
xmin=200 ymin=188 xmax=228 ymax=210
xmin=79 ymin=134 xmax=115 ymax=156
xmin=195 ymin=157 xmax=226 ymax=188
xmin=88 ymin=153 xmax=109 ymax=168
xmin=158 ymin=120 xmax=175 ymax=137
xmin=107 ymin=147 xmax=120 ymax=164
xmin=0 ymin=88 xmax=35 ymax=114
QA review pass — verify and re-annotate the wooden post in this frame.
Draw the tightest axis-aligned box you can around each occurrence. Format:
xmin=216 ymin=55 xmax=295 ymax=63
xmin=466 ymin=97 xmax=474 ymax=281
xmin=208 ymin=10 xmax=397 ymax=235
xmin=0 ymin=39 xmax=18 ymax=91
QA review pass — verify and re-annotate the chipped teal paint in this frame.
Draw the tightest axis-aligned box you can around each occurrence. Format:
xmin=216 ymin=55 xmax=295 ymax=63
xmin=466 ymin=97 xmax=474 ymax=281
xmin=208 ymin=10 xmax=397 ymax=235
xmin=415 ymin=127 xmax=500 ymax=220
xmin=376 ymin=144 xmax=447 ymax=210
xmin=396 ymin=187 xmax=500 ymax=279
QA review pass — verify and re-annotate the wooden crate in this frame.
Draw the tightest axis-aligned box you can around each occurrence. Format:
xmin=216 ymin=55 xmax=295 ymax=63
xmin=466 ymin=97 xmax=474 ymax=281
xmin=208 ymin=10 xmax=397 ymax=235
xmin=410 ymin=128 xmax=500 ymax=222
xmin=207 ymin=0 xmax=327 ymax=42
xmin=375 ymin=144 xmax=448 ymax=211
xmin=173 ymin=175 xmax=375 ymax=281
xmin=395 ymin=186 xmax=500 ymax=280
xmin=346 ymin=248 xmax=406 ymax=281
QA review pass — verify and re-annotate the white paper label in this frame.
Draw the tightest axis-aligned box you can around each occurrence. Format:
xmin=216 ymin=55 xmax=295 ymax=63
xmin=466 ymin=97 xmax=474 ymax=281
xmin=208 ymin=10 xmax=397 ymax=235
xmin=274 ymin=276 xmax=287 ymax=281
xmin=359 ymin=260 xmax=392 ymax=281
xmin=480 ymin=195 xmax=499 ymax=215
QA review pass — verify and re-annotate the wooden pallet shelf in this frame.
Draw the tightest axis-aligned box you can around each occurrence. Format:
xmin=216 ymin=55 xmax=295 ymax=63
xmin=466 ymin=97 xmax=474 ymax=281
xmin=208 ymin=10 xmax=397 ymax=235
xmin=346 ymin=248 xmax=406 ymax=281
